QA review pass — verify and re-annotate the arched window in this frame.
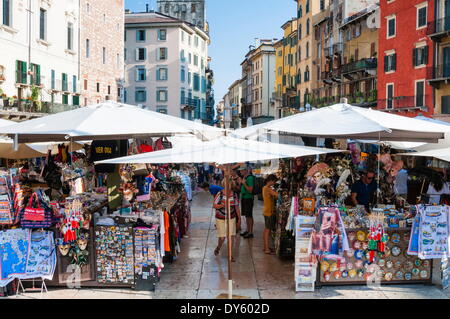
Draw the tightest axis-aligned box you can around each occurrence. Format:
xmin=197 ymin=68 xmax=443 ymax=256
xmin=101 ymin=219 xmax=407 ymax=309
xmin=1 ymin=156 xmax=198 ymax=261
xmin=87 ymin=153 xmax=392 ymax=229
xmin=306 ymin=0 xmax=310 ymax=13
xmin=306 ymin=18 xmax=310 ymax=35
xmin=304 ymin=66 xmax=310 ymax=82
xmin=299 ymin=24 xmax=302 ymax=39
xmin=306 ymin=41 xmax=310 ymax=58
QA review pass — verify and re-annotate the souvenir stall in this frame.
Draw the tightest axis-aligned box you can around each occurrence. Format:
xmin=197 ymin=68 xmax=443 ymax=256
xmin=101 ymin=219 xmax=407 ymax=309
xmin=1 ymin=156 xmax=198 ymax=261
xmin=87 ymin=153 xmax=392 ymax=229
xmin=0 ymin=138 xmax=192 ymax=293
xmin=274 ymin=145 xmax=449 ymax=290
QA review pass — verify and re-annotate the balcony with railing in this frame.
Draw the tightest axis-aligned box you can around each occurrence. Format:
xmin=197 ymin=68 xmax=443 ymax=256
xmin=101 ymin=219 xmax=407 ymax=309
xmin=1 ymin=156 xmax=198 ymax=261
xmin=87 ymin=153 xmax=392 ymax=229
xmin=324 ymin=46 xmax=333 ymax=58
xmin=378 ymin=95 xmax=428 ymax=113
xmin=310 ymin=90 xmax=377 ymax=108
xmin=427 ymin=16 xmax=450 ymax=38
xmin=342 ymin=58 xmax=377 ymax=74
xmin=333 ymin=43 xmax=343 ymax=55
xmin=0 ymin=99 xmax=80 ymax=114
xmin=428 ymin=63 xmax=450 ymax=83
xmin=180 ymin=97 xmax=198 ymax=109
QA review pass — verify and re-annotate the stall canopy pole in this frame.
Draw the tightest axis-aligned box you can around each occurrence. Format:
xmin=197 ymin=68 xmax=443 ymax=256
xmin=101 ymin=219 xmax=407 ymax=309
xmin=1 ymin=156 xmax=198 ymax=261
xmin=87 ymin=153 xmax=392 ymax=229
xmin=224 ymin=164 xmax=233 ymax=299
xmin=376 ymin=132 xmax=381 ymax=206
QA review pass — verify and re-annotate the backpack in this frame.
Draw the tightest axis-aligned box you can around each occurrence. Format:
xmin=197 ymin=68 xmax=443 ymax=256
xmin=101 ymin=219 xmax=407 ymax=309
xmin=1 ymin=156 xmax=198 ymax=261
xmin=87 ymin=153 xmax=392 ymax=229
xmin=249 ymin=175 xmax=264 ymax=196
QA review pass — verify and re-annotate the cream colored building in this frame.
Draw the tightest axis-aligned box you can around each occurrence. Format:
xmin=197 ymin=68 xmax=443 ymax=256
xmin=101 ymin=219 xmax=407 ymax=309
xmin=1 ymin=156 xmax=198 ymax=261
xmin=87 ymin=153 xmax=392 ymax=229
xmin=244 ymin=39 xmax=276 ymax=124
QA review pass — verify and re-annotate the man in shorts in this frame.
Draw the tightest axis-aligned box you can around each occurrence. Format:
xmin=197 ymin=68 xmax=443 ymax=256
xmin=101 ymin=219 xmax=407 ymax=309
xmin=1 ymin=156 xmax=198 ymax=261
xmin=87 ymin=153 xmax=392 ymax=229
xmin=239 ymin=167 xmax=255 ymax=239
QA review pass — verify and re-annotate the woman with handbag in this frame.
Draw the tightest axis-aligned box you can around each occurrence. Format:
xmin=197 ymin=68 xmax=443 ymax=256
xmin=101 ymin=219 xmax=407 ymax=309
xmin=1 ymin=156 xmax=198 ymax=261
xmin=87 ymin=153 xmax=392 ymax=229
xmin=213 ymin=187 xmax=241 ymax=262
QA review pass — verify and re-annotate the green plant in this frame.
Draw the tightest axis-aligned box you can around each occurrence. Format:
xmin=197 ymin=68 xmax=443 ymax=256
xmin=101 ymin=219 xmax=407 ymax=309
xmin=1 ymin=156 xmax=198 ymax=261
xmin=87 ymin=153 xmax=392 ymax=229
xmin=31 ymin=85 xmax=40 ymax=101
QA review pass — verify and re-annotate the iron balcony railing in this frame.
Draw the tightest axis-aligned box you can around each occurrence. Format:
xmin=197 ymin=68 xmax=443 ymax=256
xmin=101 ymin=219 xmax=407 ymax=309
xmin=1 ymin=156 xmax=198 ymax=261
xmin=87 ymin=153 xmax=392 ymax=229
xmin=1 ymin=99 xmax=80 ymax=113
xmin=181 ymin=97 xmax=198 ymax=108
xmin=342 ymin=58 xmax=377 ymax=74
xmin=333 ymin=43 xmax=343 ymax=54
xmin=378 ymin=95 xmax=427 ymax=110
xmin=429 ymin=63 xmax=450 ymax=80
xmin=427 ymin=16 xmax=450 ymax=35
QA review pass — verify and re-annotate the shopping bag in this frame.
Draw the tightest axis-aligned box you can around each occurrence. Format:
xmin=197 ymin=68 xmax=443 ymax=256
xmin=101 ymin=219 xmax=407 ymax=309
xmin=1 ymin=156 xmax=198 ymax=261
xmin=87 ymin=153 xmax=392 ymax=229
xmin=23 ymin=193 xmax=45 ymax=221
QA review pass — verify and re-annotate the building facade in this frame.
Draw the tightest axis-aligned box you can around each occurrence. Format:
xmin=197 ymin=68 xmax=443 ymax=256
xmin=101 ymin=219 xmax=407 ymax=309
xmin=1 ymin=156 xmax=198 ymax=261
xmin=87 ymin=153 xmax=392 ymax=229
xmin=245 ymin=40 xmax=276 ymax=125
xmin=157 ymin=0 xmax=206 ymax=31
xmin=226 ymin=79 xmax=242 ymax=129
xmin=377 ymin=0 xmax=433 ymax=117
xmin=80 ymin=0 xmax=124 ymax=106
xmin=0 ymin=0 xmax=80 ymax=117
xmin=124 ymin=11 xmax=211 ymax=121
xmin=340 ymin=3 xmax=379 ymax=108
xmin=428 ymin=0 xmax=450 ymax=122
xmin=296 ymin=0 xmax=323 ymax=108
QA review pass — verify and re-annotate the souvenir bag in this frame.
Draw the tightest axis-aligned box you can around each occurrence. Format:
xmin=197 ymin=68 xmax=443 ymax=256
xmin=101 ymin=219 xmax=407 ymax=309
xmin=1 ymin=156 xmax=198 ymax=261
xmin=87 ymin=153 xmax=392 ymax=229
xmin=20 ymin=192 xmax=53 ymax=228
xmin=23 ymin=193 xmax=46 ymax=221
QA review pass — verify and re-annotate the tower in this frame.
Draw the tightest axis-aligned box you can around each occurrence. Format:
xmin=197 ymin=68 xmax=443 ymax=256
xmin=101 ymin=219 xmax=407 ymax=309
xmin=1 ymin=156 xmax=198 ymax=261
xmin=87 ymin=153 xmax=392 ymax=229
xmin=157 ymin=0 xmax=206 ymax=30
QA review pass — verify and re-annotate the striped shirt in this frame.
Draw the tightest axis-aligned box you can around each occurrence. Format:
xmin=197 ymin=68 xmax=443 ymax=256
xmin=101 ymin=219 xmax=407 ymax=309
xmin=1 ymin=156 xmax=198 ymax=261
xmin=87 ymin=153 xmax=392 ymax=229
xmin=214 ymin=192 xmax=238 ymax=219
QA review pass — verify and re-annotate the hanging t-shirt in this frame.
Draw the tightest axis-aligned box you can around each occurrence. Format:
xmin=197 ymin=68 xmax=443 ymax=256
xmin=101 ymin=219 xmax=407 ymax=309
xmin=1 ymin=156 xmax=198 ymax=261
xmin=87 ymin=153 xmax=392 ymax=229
xmin=164 ymin=211 xmax=170 ymax=253
xmin=418 ymin=205 xmax=449 ymax=259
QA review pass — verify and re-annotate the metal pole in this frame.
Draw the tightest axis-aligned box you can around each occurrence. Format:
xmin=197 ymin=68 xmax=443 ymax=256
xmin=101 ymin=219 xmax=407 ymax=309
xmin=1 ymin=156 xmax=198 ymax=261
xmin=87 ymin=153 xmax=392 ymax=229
xmin=224 ymin=164 xmax=233 ymax=299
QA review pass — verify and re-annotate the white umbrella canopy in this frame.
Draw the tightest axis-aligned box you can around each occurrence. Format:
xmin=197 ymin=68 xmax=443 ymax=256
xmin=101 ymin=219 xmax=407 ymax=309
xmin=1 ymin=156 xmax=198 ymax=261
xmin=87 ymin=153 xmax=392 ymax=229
xmin=96 ymin=136 xmax=343 ymax=165
xmin=0 ymin=101 xmax=225 ymax=143
xmin=233 ymin=103 xmax=449 ymax=143
xmin=398 ymin=147 xmax=450 ymax=162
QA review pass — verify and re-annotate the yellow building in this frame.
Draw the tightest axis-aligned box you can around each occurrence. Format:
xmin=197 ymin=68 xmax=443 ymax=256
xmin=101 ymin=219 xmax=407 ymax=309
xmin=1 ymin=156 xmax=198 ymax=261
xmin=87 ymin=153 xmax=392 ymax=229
xmin=296 ymin=0 xmax=323 ymax=107
xmin=274 ymin=18 xmax=299 ymax=118
xmin=339 ymin=6 xmax=378 ymax=107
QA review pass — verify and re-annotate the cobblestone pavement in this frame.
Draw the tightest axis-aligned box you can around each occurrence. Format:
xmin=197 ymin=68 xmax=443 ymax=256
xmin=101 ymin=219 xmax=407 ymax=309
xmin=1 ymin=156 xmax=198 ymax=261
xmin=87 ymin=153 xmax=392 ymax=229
xmin=4 ymin=191 xmax=450 ymax=299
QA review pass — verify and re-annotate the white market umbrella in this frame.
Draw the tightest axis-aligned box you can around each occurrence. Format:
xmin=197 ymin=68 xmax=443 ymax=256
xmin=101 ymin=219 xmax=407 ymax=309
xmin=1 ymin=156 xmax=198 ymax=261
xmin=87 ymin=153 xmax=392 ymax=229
xmin=0 ymin=101 xmax=225 ymax=143
xmin=96 ymin=136 xmax=341 ymax=165
xmin=233 ymin=103 xmax=449 ymax=143
xmin=96 ymin=136 xmax=343 ymax=298
xmin=398 ymin=147 xmax=450 ymax=162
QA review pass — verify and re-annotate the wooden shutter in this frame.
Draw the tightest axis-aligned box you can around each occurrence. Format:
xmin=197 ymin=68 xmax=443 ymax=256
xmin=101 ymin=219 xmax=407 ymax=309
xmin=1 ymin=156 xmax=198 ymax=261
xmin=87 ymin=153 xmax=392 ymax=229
xmin=393 ymin=54 xmax=397 ymax=71
xmin=413 ymin=48 xmax=417 ymax=67
xmin=384 ymin=55 xmax=388 ymax=72
xmin=21 ymin=61 xmax=27 ymax=84
xmin=424 ymin=46 xmax=429 ymax=65
xmin=36 ymin=65 xmax=41 ymax=85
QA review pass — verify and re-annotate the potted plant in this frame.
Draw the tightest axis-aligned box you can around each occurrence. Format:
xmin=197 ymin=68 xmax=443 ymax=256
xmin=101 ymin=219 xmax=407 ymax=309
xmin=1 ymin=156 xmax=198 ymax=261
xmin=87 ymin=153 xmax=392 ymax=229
xmin=368 ymin=89 xmax=377 ymax=102
xmin=30 ymin=85 xmax=41 ymax=112
xmin=356 ymin=91 xmax=364 ymax=103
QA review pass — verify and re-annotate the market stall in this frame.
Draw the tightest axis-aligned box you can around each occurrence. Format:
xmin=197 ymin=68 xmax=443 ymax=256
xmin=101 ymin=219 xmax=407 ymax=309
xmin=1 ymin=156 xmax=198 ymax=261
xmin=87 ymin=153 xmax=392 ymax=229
xmin=272 ymin=144 xmax=449 ymax=291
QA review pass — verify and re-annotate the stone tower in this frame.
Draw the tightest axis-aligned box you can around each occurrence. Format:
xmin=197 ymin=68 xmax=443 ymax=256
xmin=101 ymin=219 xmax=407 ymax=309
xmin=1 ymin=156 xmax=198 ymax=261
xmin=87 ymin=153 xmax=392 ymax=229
xmin=157 ymin=0 xmax=206 ymax=30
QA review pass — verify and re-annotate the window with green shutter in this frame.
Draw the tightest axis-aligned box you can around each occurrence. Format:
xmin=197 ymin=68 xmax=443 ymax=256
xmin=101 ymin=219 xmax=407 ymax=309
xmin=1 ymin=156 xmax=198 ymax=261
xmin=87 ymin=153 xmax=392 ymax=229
xmin=193 ymin=73 xmax=200 ymax=91
xmin=51 ymin=70 xmax=55 ymax=89
xmin=73 ymin=95 xmax=80 ymax=106
xmin=73 ymin=75 xmax=77 ymax=92
xmin=62 ymin=73 xmax=68 ymax=91
xmin=62 ymin=94 xmax=69 ymax=105
xmin=16 ymin=60 xmax=27 ymax=84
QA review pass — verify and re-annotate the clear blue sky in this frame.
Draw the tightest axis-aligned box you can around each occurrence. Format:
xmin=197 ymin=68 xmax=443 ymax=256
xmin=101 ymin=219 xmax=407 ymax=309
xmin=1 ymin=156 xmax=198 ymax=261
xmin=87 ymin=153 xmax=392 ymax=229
xmin=125 ymin=0 xmax=296 ymax=103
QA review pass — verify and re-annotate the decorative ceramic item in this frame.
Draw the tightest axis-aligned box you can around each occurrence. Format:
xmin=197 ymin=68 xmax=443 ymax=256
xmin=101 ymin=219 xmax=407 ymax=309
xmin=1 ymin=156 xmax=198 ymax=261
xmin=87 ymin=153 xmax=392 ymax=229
xmin=404 ymin=272 xmax=412 ymax=281
xmin=419 ymin=270 xmax=428 ymax=279
xmin=412 ymin=268 xmax=420 ymax=277
xmin=346 ymin=249 xmax=355 ymax=258
xmin=378 ymin=259 xmax=386 ymax=267
xmin=324 ymin=271 xmax=331 ymax=281
xmin=357 ymin=269 xmax=365 ymax=278
xmin=422 ymin=260 xmax=430 ymax=268
xmin=349 ymin=269 xmax=357 ymax=278
xmin=347 ymin=262 xmax=354 ymax=270
xmin=362 ymin=242 xmax=369 ymax=250
xmin=414 ymin=259 xmax=422 ymax=267
xmin=391 ymin=233 xmax=401 ymax=244
xmin=355 ymin=260 xmax=364 ymax=269
xmin=342 ymin=270 xmax=349 ymax=278
xmin=333 ymin=271 xmax=342 ymax=279
xmin=391 ymin=246 xmax=401 ymax=257
xmin=330 ymin=263 xmax=338 ymax=272
xmin=394 ymin=261 xmax=402 ymax=269
xmin=395 ymin=271 xmax=403 ymax=280
xmin=384 ymin=272 xmax=393 ymax=281
xmin=357 ymin=231 xmax=366 ymax=242
xmin=353 ymin=241 xmax=362 ymax=250
xmin=321 ymin=262 xmax=329 ymax=272
xmin=354 ymin=249 xmax=364 ymax=260
xmin=405 ymin=261 xmax=413 ymax=270
xmin=386 ymin=260 xmax=394 ymax=269
xmin=384 ymin=246 xmax=391 ymax=257
xmin=348 ymin=231 xmax=356 ymax=241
